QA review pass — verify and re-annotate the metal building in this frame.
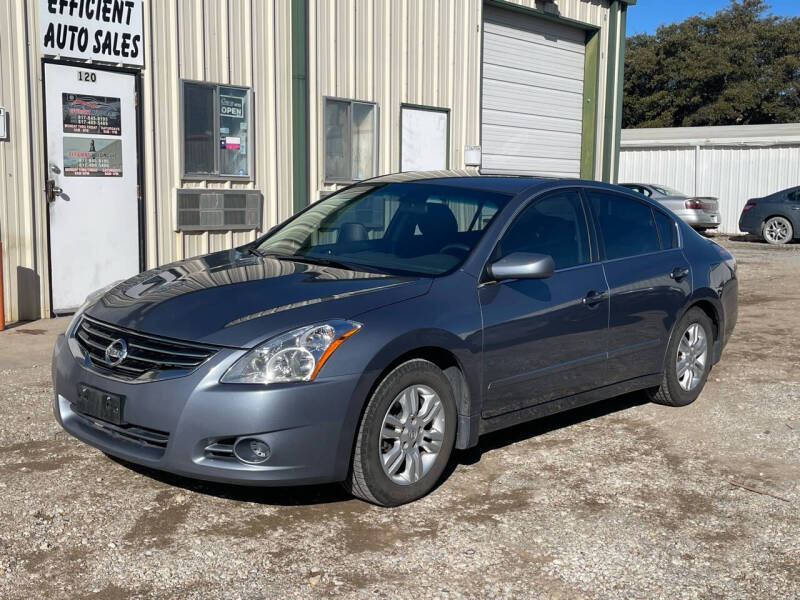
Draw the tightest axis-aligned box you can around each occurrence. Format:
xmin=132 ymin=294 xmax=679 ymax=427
xmin=0 ymin=0 xmax=633 ymax=323
xmin=620 ymin=124 xmax=800 ymax=234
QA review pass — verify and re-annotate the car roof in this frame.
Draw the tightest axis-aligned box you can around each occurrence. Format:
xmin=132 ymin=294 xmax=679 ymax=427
xmin=365 ymin=170 xmax=546 ymax=194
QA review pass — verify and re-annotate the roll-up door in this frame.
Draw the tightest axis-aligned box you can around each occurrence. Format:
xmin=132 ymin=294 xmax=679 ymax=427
xmin=481 ymin=6 xmax=586 ymax=177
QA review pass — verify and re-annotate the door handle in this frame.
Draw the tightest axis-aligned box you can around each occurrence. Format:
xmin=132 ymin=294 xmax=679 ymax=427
xmin=45 ymin=180 xmax=64 ymax=203
xmin=582 ymin=290 xmax=607 ymax=307
xmin=670 ymin=266 xmax=690 ymax=281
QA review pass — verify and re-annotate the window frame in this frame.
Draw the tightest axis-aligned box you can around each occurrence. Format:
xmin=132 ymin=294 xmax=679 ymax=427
xmin=485 ymin=187 xmax=595 ymax=278
xmin=652 ymin=207 xmax=679 ymax=250
xmin=323 ymin=96 xmax=379 ymax=184
xmin=180 ymin=79 xmax=253 ymax=182
xmin=585 ymin=189 xmax=677 ymax=262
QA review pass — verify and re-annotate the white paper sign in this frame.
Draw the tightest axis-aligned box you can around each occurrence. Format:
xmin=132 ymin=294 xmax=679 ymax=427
xmin=0 ymin=107 xmax=7 ymax=141
xmin=401 ymin=107 xmax=448 ymax=172
xmin=39 ymin=0 xmax=144 ymax=67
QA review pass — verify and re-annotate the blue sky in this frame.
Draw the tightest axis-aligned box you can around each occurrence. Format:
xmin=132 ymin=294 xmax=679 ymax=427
xmin=627 ymin=0 xmax=800 ymax=35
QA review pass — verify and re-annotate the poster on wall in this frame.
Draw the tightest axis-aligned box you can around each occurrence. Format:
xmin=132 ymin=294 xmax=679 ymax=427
xmin=63 ymin=137 xmax=123 ymax=177
xmin=62 ymin=94 xmax=121 ymax=135
xmin=38 ymin=0 xmax=144 ymax=67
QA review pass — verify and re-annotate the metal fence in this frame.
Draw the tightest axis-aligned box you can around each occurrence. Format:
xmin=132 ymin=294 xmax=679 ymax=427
xmin=619 ymin=124 xmax=800 ymax=234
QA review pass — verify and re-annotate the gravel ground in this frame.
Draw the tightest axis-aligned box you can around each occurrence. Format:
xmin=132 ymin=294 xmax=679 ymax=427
xmin=0 ymin=236 xmax=798 ymax=599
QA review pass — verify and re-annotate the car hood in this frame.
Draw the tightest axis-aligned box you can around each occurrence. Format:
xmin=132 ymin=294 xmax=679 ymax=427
xmin=85 ymin=249 xmax=431 ymax=348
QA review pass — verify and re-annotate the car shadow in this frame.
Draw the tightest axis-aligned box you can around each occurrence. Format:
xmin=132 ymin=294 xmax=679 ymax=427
xmin=450 ymin=391 xmax=647 ymax=469
xmin=728 ymin=234 xmax=761 ymax=243
xmin=108 ymin=391 xmax=648 ymax=508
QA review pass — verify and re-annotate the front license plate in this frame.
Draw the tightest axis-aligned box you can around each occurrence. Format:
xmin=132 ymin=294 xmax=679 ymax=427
xmin=74 ymin=385 xmax=125 ymax=425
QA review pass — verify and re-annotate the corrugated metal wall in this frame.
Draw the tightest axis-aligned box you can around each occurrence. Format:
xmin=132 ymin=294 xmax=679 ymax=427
xmin=620 ymin=138 xmax=800 ymax=234
xmin=0 ymin=1 xmax=49 ymax=323
xmin=1 ymin=0 xmax=620 ymax=323
xmin=309 ymin=0 xmax=617 ymax=197
xmin=142 ymin=0 xmax=294 ymax=266
xmin=0 ymin=0 xmax=293 ymax=322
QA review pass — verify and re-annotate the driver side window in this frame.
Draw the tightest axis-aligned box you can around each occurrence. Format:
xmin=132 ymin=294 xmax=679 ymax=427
xmin=496 ymin=190 xmax=591 ymax=270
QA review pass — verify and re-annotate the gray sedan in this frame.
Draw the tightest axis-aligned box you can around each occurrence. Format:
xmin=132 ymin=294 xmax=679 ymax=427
xmin=620 ymin=183 xmax=721 ymax=231
xmin=52 ymin=173 xmax=738 ymax=506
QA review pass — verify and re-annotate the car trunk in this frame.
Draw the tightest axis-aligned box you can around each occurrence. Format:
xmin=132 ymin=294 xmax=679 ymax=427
xmin=691 ymin=197 xmax=719 ymax=212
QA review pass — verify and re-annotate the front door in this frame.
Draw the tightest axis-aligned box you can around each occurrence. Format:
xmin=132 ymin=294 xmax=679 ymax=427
xmin=479 ymin=190 xmax=609 ymax=418
xmin=44 ymin=62 xmax=140 ymax=313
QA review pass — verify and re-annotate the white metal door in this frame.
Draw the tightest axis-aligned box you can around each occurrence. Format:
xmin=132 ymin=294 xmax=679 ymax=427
xmin=44 ymin=63 xmax=140 ymax=313
xmin=481 ymin=6 xmax=586 ymax=177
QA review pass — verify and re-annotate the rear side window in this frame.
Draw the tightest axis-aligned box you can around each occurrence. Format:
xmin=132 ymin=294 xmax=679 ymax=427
xmin=588 ymin=191 xmax=661 ymax=260
xmin=654 ymin=210 xmax=678 ymax=249
xmin=496 ymin=190 xmax=590 ymax=270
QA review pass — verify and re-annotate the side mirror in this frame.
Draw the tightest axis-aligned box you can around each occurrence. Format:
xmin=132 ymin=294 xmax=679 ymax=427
xmin=488 ymin=252 xmax=555 ymax=281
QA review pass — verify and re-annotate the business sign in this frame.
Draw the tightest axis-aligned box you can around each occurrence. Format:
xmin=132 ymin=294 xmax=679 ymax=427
xmin=220 ymin=95 xmax=244 ymax=119
xmin=63 ymin=137 xmax=123 ymax=177
xmin=62 ymin=93 xmax=121 ymax=135
xmin=39 ymin=0 xmax=144 ymax=67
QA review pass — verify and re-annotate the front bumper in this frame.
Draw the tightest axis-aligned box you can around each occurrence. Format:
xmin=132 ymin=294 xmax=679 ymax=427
xmin=676 ymin=209 xmax=720 ymax=229
xmin=52 ymin=334 xmax=361 ymax=486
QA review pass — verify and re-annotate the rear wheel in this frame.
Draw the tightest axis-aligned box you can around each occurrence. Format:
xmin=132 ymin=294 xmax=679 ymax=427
xmin=762 ymin=216 xmax=793 ymax=245
xmin=647 ymin=308 xmax=713 ymax=407
xmin=344 ymin=359 xmax=457 ymax=506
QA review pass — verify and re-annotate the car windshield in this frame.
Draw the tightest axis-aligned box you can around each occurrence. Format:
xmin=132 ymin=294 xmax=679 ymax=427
xmin=254 ymin=182 xmax=513 ymax=276
xmin=652 ymin=185 xmax=685 ymax=197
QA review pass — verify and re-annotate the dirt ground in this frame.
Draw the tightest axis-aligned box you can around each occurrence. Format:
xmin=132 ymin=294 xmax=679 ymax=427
xmin=0 ymin=236 xmax=798 ymax=599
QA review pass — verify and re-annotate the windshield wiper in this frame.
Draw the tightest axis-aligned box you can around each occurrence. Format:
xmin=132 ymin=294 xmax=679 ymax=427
xmin=252 ymin=249 xmax=387 ymax=274
xmin=282 ymin=254 xmax=364 ymax=271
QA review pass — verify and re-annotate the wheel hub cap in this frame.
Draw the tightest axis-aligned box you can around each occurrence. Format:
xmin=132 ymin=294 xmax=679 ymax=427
xmin=676 ymin=323 xmax=708 ymax=392
xmin=379 ymin=384 xmax=446 ymax=485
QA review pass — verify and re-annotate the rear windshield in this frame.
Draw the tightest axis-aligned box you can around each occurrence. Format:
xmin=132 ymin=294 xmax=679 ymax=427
xmin=652 ymin=185 xmax=685 ymax=197
xmin=255 ymin=182 xmax=512 ymax=276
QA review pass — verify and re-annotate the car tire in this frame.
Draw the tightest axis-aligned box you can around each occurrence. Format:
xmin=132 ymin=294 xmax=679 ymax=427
xmin=762 ymin=216 xmax=793 ymax=245
xmin=647 ymin=307 xmax=714 ymax=407
xmin=344 ymin=359 xmax=457 ymax=506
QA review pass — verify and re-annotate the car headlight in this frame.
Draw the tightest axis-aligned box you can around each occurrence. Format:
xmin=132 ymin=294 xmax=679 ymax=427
xmin=66 ymin=280 xmax=124 ymax=335
xmin=221 ymin=320 xmax=362 ymax=384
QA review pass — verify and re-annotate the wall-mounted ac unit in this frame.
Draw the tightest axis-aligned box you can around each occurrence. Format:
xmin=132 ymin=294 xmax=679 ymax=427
xmin=174 ymin=189 xmax=262 ymax=232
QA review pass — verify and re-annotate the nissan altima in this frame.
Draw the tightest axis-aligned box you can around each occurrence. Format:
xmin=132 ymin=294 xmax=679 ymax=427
xmin=52 ymin=173 xmax=738 ymax=506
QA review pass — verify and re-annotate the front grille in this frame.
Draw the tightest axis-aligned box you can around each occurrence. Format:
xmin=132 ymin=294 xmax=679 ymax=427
xmin=75 ymin=316 xmax=217 ymax=381
xmin=72 ymin=410 xmax=170 ymax=451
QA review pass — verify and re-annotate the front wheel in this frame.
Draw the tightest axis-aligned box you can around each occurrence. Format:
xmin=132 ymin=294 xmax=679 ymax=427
xmin=344 ymin=359 xmax=457 ymax=506
xmin=647 ymin=308 xmax=714 ymax=407
xmin=762 ymin=216 xmax=793 ymax=245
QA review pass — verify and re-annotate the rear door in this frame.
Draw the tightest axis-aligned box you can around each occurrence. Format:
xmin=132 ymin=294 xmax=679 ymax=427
xmin=585 ymin=189 xmax=691 ymax=382
xmin=479 ymin=189 xmax=609 ymax=417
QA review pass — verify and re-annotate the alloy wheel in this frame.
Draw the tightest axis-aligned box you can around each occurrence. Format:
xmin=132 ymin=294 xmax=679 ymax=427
xmin=764 ymin=217 xmax=791 ymax=244
xmin=379 ymin=384 xmax=446 ymax=485
xmin=676 ymin=323 xmax=708 ymax=392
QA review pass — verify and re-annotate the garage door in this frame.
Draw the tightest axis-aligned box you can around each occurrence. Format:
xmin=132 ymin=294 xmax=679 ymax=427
xmin=481 ymin=6 xmax=586 ymax=177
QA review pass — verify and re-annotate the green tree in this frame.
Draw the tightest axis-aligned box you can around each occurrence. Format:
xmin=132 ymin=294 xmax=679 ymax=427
xmin=623 ymin=0 xmax=800 ymax=128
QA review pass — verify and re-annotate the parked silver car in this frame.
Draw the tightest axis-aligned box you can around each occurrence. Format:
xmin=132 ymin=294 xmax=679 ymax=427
xmin=620 ymin=184 xmax=721 ymax=231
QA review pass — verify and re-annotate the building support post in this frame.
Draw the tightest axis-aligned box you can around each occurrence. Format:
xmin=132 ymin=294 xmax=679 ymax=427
xmin=291 ymin=0 xmax=309 ymax=213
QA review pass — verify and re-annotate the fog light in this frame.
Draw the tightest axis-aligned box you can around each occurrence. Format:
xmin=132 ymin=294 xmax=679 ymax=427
xmin=233 ymin=437 xmax=271 ymax=465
